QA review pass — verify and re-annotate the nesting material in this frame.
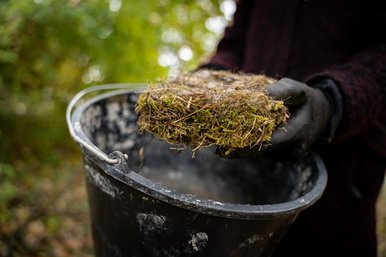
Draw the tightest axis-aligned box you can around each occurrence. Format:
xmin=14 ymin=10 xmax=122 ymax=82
xmin=135 ymin=69 xmax=288 ymax=155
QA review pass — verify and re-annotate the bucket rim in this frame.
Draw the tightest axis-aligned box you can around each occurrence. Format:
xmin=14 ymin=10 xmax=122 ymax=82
xmin=69 ymin=86 xmax=328 ymax=220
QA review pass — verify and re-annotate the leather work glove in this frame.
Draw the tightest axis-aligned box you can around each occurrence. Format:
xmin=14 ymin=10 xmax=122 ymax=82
xmin=220 ymin=78 xmax=342 ymax=160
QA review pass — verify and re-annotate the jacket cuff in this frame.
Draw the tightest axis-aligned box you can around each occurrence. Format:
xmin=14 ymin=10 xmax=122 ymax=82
xmin=309 ymin=78 xmax=343 ymax=143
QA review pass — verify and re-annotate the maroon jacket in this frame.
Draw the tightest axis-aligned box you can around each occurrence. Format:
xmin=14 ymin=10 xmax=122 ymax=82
xmin=205 ymin=0 xmax=386 ymax=256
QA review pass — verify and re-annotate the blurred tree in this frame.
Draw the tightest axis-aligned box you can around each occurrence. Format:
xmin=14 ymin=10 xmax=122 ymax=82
xmin=0 ymin=0 xmax=234 ymax=255
xmin=0 ymin=0 xmax=231 ymax=161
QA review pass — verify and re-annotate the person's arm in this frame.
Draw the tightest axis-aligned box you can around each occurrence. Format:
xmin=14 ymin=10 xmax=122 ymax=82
xmin=306 ymin=44 xmax=386 ymax=143
xmin=260 ymin=44 xmax=386 ymax=160
xmin=210 ymin=2 xmax=386 ymax=159
xmin=258 ymin=44 xmax=386 ymax=161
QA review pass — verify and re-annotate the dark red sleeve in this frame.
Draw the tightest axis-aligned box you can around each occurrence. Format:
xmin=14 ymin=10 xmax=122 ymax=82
xmin=307 ymin=44 xmax=386 ymax=143
xmin=307 ymin=4 xmax=386 ymax=146
xmin=207 ymin=0 xmax=254 ymax=70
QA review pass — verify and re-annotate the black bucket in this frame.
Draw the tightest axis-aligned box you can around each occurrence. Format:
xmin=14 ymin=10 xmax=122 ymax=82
xmin=66 ymin=85 xmax=327 ymax=257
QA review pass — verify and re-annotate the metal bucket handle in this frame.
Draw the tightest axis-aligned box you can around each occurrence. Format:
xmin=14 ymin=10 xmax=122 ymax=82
xmin=66 ymin=84 xmax=145 ymax=164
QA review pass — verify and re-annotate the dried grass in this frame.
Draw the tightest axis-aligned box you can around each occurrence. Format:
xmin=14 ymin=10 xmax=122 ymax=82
xmin=135 ymin=69 xmax=288 ymax=155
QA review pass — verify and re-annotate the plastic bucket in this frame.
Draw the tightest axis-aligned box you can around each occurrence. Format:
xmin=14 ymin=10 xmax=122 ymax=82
xmin=66 ymin=84 xmax=327 ymax=257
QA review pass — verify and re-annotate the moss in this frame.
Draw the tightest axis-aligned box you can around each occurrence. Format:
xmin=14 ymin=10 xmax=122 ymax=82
xmin=135 ymin=69 xmax=288 ymax=155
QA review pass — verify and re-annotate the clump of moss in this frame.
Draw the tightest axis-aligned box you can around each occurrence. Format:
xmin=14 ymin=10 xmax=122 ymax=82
xmin=135 ymin=69 xmax=288 ymax=155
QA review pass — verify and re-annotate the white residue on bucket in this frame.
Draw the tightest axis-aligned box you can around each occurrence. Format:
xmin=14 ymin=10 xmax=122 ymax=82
xmin=290 ymin=166 xmax=312 ymax=200
xmin=82 ymin=105 xmax=103 ymax=132
xmin=189 ymin=232 xmax=209 ymax=252
xmin=136 ymin=213 xmax=166 ymax=234
xmin=106 ymin=101 xmax=134 ymax=136
xmin=211 ymin=201 xmax=225 ymax=206
xmin=106 ymin=102 xmax=120 ymax=124
xmin=85 ymin=164 xmax=118 ymax=197
xmin=238 ymin=233 xmax=264 ymax=249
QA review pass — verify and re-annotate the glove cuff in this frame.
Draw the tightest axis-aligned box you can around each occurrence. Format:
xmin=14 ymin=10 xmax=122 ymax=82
xmin=310 ymin=78 xmax=343 ymax=144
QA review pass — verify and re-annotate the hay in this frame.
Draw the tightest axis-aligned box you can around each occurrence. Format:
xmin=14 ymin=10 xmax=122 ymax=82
xmin=135 ymin=69 xmax=288 ymax=155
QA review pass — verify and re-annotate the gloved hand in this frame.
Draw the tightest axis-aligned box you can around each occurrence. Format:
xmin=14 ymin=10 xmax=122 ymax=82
xmin=264 ymin=78 xmax=333 ymax=159
xmin=219 ymin=78 xmax=335 ymax=160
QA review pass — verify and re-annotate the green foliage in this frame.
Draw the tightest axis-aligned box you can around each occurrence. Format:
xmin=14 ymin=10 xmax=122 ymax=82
xmin=0 ymin=1 xmax=227 ymax=255
xmin=0 ymin=0 xmax=225 ymax=161
xmin=136 ymin=70 xmax=287 ymax=155
xmin=0 ymin=163 xmax=16 ymax=210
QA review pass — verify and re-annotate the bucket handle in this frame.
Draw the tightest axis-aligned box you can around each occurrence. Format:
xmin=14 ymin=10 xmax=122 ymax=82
xmin=66 ymin=84 xmax=144 ymax=164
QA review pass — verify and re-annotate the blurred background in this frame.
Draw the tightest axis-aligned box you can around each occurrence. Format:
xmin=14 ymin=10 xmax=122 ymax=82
xmin=0 ymin=0 xmax=384 ymax=256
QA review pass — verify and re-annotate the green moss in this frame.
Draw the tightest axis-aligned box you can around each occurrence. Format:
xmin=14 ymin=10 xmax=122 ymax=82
xmin=135 ymin=70 xmax=288 ymax=155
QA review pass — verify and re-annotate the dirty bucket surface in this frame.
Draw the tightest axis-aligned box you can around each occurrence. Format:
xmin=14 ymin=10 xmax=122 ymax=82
xmin=70 ymin=89 xmax=327 ymax=257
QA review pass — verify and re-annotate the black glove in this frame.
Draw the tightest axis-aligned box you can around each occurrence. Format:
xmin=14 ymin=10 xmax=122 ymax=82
xmin=264 ymin=78 xmax=333 ymax=159
xmin=219 ymin=78 xmax=341 ymax=160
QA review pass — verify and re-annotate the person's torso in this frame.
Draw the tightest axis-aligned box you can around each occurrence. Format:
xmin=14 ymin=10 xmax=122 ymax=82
xmin=242 ymin=0 xmax=380 ymax=80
